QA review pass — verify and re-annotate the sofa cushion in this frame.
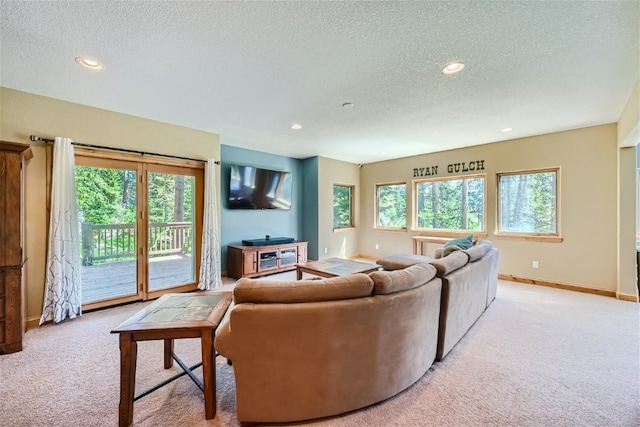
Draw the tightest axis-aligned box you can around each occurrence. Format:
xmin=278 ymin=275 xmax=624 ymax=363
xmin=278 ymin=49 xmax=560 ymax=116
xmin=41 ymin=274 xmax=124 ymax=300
xmin=443 ymin=234 xmax=474 ymax=250
xmin=376 ymin=253 xmax=432 ymax=270
xmin=370 ymin=263 xmax=437 ymax=295
xmin=233 ymin=273 xmax=374 ymax=304
xmin=463 ymin=239 xmax=493 ymax=262
xmin=430 ymin=251 xmax=470 ymax=277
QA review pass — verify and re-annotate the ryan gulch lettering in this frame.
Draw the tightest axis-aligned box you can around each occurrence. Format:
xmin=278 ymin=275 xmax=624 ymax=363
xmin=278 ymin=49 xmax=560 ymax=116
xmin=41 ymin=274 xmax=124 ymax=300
xmin=447 ymin=160 xmax=484 ymax=174
xmin=412 ymin=160 xmax=485 ymax=177
xmin=413 ymin=166 xmax=438 ymax=177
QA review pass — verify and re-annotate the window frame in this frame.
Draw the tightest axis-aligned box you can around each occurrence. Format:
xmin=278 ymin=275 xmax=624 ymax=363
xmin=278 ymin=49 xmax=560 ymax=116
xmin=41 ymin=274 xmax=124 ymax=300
xmin=495 ymin=167 xmax=562 ymax=242
xmin=636 ymin=169 xmax=640 ymax=243
xmin=46 ymin=145 xmax=205 ymax=310
xmin=375 ymin=181 xmax=407 ymax=231
xmin=332 ymin=183 xmax=355 ymax=231
xmin=412 ymin=173 xmax=487 ymax=237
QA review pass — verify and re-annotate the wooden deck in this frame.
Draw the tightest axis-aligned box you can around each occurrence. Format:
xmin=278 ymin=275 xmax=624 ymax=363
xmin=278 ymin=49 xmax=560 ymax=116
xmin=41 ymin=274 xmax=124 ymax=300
xmin=81 ymin=254 xmax=194 ymax=303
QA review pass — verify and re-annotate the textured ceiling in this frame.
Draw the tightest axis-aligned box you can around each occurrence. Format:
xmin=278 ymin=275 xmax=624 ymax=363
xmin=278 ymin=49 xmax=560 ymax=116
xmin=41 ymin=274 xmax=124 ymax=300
xmin=1 ymin=1 xmax=638 ymax=164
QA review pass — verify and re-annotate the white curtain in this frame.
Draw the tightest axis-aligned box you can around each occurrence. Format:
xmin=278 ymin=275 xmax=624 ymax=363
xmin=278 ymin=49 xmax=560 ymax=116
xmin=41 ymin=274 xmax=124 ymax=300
xmin=40 ymin=137 xmax=82 ymax=324
xmin=198 ymin=159 xmax=222 ymax=290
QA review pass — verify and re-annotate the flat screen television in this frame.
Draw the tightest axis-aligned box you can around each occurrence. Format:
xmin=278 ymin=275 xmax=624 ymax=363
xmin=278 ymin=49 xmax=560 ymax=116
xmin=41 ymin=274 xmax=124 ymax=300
xmin=228 ymin=164 xmax=293 ymax=210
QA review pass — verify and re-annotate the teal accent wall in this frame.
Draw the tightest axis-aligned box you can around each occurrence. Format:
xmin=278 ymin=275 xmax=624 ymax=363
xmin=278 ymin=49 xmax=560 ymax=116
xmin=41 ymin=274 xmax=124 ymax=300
xmin=301 ymin=157 xmax=320 ymax=260
xmin=220 ymin=145 xmax=304 ymax=270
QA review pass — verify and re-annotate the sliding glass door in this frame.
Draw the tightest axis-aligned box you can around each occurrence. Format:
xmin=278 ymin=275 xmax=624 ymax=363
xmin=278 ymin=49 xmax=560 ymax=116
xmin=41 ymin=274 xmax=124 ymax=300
xmin=73 ymin=154 xmax=203 ymax=309
xmin=75 ymin=159 xmax=141 ymax=305
xmin=147 ymin=169 xmax=196 ymax=291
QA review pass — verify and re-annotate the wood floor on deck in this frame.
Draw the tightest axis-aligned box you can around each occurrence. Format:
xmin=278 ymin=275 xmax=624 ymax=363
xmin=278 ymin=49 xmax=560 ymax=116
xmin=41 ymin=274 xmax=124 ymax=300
xmin=81 ymin=254 xmax=194 ymax=303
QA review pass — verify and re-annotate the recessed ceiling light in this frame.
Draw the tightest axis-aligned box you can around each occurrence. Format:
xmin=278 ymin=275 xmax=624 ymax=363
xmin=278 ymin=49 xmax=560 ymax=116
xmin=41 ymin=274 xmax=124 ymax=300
xmin=75 ymin=57 xmax=104 ymax=70
xmin=290 ymin=123 xmax=302 ymax=130
xmin=501 ymin=127 xmax=513 ymax=132
xmin=442 ymin=62 xmax=465 ymax=75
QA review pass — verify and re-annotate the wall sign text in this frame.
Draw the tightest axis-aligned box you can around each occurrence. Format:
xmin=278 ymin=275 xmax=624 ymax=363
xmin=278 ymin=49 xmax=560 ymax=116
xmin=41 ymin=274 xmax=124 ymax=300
xmin=413 ymin=160 xmax=485 ymax=177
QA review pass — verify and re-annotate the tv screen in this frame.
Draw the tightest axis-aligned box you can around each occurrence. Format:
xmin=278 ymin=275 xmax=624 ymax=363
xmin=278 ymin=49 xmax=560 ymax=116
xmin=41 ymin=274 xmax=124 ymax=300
xmin=228 ymin=164 xmax=293 ymax=210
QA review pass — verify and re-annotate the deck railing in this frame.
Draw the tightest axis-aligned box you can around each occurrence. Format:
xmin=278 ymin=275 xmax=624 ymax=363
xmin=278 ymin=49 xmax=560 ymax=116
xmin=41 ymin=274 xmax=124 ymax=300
xmin=81 ymin=221 xmax=193 ymax=266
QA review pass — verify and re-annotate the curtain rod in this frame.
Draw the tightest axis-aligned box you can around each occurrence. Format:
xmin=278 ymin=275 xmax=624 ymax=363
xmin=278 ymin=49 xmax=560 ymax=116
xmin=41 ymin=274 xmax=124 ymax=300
xmin=29 ymin=135 xmax=220 ymax=165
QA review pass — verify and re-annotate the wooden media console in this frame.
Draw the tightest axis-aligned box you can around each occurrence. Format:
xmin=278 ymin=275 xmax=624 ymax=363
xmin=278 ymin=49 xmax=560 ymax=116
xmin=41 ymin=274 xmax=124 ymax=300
xmin=227 ymin=241 xmax=308 ymax=279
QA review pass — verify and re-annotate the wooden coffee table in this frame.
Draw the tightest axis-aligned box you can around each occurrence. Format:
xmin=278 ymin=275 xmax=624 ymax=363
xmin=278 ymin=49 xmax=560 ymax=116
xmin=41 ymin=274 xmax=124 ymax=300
xmin=111 ymin=292 xmax=232 ymax=427
xmin=296 ymin=257 xmax=381 ymax=280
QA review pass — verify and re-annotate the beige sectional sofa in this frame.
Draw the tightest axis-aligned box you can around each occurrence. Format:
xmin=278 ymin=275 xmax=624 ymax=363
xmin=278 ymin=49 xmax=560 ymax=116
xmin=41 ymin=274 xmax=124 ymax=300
xmin=375 ymin=239 xmax=499 ymax=360
xmin=431 ymin=240 xmax=499 ymax=360
xmin=215 ymin=240 xmax=499 ymax=425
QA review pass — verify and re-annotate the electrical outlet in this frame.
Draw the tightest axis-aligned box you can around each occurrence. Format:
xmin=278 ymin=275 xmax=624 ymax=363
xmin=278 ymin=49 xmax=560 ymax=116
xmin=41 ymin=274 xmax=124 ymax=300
xmin=324 ymin=247 xmax=328 ymax=254
xmin=532 ymin=261 xmax=539 ymax=269
xmin=375 ymin=244 xmax=379 ymax=250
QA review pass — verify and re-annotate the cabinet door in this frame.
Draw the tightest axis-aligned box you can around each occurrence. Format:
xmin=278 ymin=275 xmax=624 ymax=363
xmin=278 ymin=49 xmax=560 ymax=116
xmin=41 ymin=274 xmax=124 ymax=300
xmin=4 ymin=268 xmax=20 ymax=345
xmin=243 ymin=251 xmax=257 ymax=275
xmin=279 ymin=247 xmax=297 ymax=267
xmin=297 ymin=244 xmax=307 ymax=263
xmin=0 ymin=267 xmax=21 ymax=353
xmin=257 ymin=250 xmax=278 ymax=272
xmin=0 ymin=269 xmax=5 ymax=345
xmin=0 ymin=151 xmax=22 ymax=267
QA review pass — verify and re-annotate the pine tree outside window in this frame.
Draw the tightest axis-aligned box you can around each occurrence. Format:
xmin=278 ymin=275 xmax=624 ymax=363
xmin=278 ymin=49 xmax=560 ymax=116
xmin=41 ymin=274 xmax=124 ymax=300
xmin=414 ymin=175 xmax=485 ymax=232
xmin=497 ymin=168 xmax=559 ymax=236
xmin=333 ymin=184 xmax=354 ymax=229
xmin=376 ymin=183 xmax=407 ymax=229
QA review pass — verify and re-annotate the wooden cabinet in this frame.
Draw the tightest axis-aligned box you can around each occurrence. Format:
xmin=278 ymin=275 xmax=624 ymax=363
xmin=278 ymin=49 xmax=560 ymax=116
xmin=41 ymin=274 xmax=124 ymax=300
xmin=0 ymin=141 xmax=31 ymax=354
xmin=227 ymin=241 xmax=308 ymax=279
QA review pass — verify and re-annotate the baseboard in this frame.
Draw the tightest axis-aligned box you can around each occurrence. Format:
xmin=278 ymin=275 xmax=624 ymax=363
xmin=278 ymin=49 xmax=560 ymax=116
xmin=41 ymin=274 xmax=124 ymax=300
xmin=26 ymin=316 xmax=40 ymax=330
xmin=499 ymin=274 xmax=618 ymax=298
xmin=354 ymin=254 xmax=378 ymax=261
xmin=616 ymin=291 xmax=640 ymax=303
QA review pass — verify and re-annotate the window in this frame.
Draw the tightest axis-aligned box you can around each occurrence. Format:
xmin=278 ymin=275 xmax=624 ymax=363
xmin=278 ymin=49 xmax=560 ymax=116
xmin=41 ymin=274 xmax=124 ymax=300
xmin=414 ymin=175 xmax=485 ymax=232
xmin=376 ymin=183 xmax=406 ymax=229
xmin=333 ymin=184 xmax=354 ymax=229
xmin=497 ymin=168 xmax=559 ymax=236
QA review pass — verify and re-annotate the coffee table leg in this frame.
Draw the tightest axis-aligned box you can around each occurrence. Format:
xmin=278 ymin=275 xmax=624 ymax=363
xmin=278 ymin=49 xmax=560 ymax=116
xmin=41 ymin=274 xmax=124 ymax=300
xmin=118 ymin=333 xmax=137 ymax=427
xmin=164 ymin=339 xmax=174 ymax=369
xmin=201 ymin=329 xmax=216 ymax=419
xmin=297 ymin=266 xmax=302 ymax=280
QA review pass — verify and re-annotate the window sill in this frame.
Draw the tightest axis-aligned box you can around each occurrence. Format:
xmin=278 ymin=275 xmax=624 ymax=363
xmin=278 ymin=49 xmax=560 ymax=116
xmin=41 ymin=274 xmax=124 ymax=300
xmin=410 ymin=229 xmax=488 ymax=239
xmin=374 ymin=227 xmax=407 ymax=232
xmin=333 ymin=227 xmax=356 ymax=233
xmin=494 ymin=233 xmax=563 ymax=243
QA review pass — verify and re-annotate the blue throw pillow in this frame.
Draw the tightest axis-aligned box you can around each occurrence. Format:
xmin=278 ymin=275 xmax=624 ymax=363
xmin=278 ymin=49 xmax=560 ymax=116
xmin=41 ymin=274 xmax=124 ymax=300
xmin=444 ymin=234 xmax=474 ymax=250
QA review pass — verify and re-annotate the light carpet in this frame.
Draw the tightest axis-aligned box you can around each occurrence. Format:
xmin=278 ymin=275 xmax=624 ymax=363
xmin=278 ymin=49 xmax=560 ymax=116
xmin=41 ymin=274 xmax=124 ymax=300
xmin=0 ymin=278 xmax=638 ymax=427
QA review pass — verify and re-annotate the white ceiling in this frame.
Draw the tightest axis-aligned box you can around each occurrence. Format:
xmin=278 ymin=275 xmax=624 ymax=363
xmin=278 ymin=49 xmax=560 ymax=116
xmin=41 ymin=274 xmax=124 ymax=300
xmin=1 ymin=1 xmax=638 ymax=164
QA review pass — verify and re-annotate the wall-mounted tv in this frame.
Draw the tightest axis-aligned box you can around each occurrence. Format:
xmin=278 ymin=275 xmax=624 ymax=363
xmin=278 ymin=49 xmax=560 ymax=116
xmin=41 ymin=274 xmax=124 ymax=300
xmin=228 ymin=164 xmax=293 ymax=210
